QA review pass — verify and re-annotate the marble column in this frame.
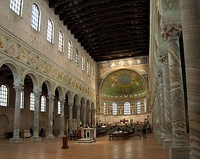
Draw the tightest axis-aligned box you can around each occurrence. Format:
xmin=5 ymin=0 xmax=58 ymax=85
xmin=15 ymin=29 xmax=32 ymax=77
xmin=83 ymin=104 xmax=87 ymax=127
xmin=152 ymin=96 xmax=156 ymax=135
xmin=157 ymin=67 xmax=166 ymax=144
xmin=88 ymin=108 xmax=91 ymax=127
xmin=159 ymin=49 xmax=172 ymax=151
xmin=179 ymin=1 xmax=200 ymax=158
xmin=76 ymin=103 xmax=81 ymax=130
xmin=162 ymin=22 xmax=189 ymax=158
xmin=68 ymin=101 xmax=73 ymax=135
xmin=10 ymin=83 xmax=24 ymax=144
xmin=155 ymin=79 xmax=161 ymax=139
xmin=58 ymin=97 xmax=66 ymax=137
xmin=46 ymin=94 xmax=55 ymax=140
xmin=30 ymin=89 xmax=41 ymax=141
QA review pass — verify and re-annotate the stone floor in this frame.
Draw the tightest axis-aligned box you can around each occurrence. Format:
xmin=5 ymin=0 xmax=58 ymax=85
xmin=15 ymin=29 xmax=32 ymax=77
xmin=0 ymin=134 xmax=169 ymax=159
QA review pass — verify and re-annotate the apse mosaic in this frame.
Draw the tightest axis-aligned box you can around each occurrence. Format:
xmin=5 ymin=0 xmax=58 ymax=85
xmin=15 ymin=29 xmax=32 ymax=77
xmin=101 ymin=69 xmax=147 ymax=99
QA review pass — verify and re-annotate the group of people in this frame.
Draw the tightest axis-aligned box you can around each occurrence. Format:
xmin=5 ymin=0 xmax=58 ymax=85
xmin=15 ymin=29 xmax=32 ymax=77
xmin=30 ymin=127 xmax=45 ymax=137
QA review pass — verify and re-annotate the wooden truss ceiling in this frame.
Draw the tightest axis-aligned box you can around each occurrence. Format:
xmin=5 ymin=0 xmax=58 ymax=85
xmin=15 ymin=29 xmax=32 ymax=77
xmin=48 ymin=0 xmax=150 ymax=62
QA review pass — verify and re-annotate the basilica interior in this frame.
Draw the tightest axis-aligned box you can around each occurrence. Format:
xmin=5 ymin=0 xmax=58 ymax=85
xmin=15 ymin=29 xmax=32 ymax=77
xmin=0 ymin=0 xmax=199 ymax=159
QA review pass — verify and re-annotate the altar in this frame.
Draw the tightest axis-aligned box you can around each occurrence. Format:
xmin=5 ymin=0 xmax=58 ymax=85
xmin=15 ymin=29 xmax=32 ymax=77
xmin=76 ymin=128 xmax=96 ymax=143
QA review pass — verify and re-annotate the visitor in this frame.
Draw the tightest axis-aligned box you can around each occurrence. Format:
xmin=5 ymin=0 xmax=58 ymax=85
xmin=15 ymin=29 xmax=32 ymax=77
xmin=40 ymin=128 xmax=44 ymax=137
xmin=78 ymin=126 xmax=82 ymax=138
xmin=142 ymin=125 xmax=146 ymax=138
xmin=30 ymin=127 xmax=33 ymax=137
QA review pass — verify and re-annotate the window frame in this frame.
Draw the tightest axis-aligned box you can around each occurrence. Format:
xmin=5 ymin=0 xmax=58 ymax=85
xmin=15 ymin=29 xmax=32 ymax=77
xmin=10 ymin=0 xmax=23 ymax=16
xmin=124 ymin=102 xmax=131 ymax=115
xmin=20 ymin=91 xmax=24 ymax=109
xmin=40 ymin=96 xmax=46 ymax=112
xmin=58 ymin=101 xmax=61 ymax=114
xmin=58 ymin=31 xmax=64 ymax=52
xmin=31 ymin=3 xmax=40 ymax=31
xmin=112 ymin=102 xmax=118 ymax=115
xmin=68 ymin=40 xmax=72 ymax=60
xmin=75 ymin=49 xmax=79 ymax=66
xmin=30 ymin=93 xmax=35 ymax=111
xmin=81 ymin=55 xmax=85 ymax=71
xmin=0 ymin=85 xmax=9 ymax=107
xmin=46 ymin=19 xmax=54 ymax=43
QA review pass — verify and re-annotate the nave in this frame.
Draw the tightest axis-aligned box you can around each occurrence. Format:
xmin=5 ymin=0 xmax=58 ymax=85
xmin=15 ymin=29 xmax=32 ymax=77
xmin=0 ymin=134 xmax=169 ymax=159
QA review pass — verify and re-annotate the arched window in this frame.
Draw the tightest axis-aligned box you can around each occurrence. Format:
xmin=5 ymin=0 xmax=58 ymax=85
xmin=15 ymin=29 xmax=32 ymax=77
xmin=103 ymin=102 xmax=107 ymax=115
xmin=41 ymin=96 xmax=46 ymax=112
xmin=0 ymin=85 xmax=8 ymax=107
xmin=30 ymin=93 xmax=35 ymax=111
xmin=124 ymin=102 xmax=131 ymax=115
xmin=68 ymin=40 xmax=72 ymax=60
xmin=58 ymin=101 xmax=61 ymax=114
xmin=20 ymin=91 xmax=24 ymax=109
xmin=112 ymin=102 xmax=117 ymax=115
xmin=91 ymin=65 xmax=94 ymax=78
xmin=46 ymin=19 xmax=54 ymax=43
xmin=81 ymin=55 xmax=85 ymax=71
xmin=75 ymin=49 xmax=79 ymax=66
xmin=10 ymin=0 xmax=23 ymax=16
xmin=136 ymin=101 xmax=141 ymax=114
xmin=144 ymin=98 xmax=147 ymax=113
xmin=31 ymin=3 xmax=40 ymax=31
xmin=58 ymin=31 xmax=64 ymax=52
xmin=86 ymin=60 xmax=90 ymax=75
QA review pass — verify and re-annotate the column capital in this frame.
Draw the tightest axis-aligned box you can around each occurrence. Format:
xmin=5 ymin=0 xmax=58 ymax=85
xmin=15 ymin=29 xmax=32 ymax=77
xmin=48 ymin=94 xmax=55 ymax=99
xmin=59 ymin=97 xmax=65 ymax=103
xmin=68 ymin=101 xmax=74 ymax=107
xmin=76 ymin=103 xmax=81 ymax=109
xmin=161 ymin=22 xmax=182 ymax=41
xmin=13 ymin=83 xmax=24 ymax=92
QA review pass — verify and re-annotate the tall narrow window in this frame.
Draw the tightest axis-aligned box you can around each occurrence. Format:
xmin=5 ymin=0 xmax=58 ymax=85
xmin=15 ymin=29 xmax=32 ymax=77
xmin=112 ymin=102 xmax=117 ymax=115
xmin=30 ymin=93 xmax=35 ymax=111
xmin=20 ymin=91 xmax=24 ymax=109
xmin=10 ymin=0 xmax=23 ymax=16
xmin=81 ymin=56 xmax=85 ymax=71
xmin=86 ymin=61 xmax=90 ymax=75
xmin=91 ymin=65 xmax=94 ymax=78
xmin=144 ymin=98 xmax=147 ymax=113
xmin=124 ymin=102 xmax=131 ymax=115
xmin=104 ymin=102 xmax=107 ymax=115
xmin=58 ymin=31 xmax=64 ymax=52
xmin=75 ymin=49 xmax=79 ymax=66
xmin=46 ymin=19 xmax=54 ymax=43
xmin=136 ymin=101 xmax=141 ymax=114
xmin=31 ymin=3 xmax=40 ymax=31
xmin=58 ymin=101 xmax=61 ymax=114
xmin=0 ymin=85 xmax=8 ymax=107
xmin=41 ymin=96 xmax=46 ymax=112
xmin=68 ymin=41 xmax=72 ymax=60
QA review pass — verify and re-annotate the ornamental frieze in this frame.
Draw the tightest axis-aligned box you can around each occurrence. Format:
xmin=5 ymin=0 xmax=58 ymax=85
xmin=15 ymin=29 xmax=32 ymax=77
xmin=0 ymin=27 xmax=95 ymax=100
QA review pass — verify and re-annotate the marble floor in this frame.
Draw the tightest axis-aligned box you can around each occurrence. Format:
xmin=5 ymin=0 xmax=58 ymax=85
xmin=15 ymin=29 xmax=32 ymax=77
xmin=0 ymin=134 xmax=169 ymax=159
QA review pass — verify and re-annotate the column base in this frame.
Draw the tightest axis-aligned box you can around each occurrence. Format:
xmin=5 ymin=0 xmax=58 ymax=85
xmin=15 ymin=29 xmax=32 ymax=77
xmin=58 ymin=134 xmax=66 ymax=138
xmin=163 ymin=139 xmax=172 ymax=151
xmin=169 ymin=145 xmax=190 ymax=159
xmin=46 ymin=134 xmax=55 ymax=140
xmin=9 ymin=137 xmax=23 ymax=144
xmin=30 ymin=136 xmax=41 ymax=141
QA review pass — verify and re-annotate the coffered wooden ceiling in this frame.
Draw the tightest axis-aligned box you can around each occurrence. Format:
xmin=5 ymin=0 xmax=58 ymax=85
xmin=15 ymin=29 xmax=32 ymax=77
xmin=48 ymin=0 xmax=150 ymax=62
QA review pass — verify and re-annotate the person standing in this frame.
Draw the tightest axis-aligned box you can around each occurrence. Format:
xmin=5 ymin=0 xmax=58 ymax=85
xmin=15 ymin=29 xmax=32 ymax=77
xmin=142 ymin=125 xmax=146 ymax=138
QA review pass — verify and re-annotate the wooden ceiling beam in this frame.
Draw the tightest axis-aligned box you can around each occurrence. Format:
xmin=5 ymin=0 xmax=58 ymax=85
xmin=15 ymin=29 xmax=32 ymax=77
xmin=71 ymin=18 xmax=147 ymax=35
xmin=49 ymin=0 xmax=71 ymax=8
